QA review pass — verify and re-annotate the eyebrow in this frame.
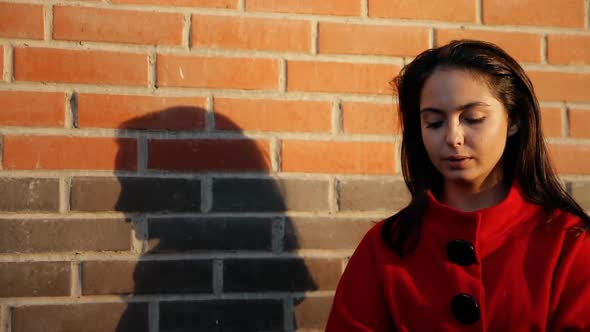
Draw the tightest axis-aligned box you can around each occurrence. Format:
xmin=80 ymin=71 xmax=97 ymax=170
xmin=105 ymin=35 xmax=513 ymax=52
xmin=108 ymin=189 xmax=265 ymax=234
xmin=420 ymin=101 xmax=491 ymax=114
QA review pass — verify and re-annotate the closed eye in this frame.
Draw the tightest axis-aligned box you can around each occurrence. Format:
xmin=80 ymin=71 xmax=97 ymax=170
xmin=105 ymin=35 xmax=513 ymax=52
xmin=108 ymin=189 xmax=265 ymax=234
xmin=464 ymin=117 xmax=485 ymax=124
xmin=425 ymin=121 xmax=443 ymax=129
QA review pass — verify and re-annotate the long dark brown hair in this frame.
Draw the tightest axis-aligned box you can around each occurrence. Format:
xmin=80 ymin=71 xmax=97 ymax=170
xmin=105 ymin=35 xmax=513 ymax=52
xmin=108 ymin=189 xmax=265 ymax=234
xmin=381 ymin=40 xmax=590 ymax=256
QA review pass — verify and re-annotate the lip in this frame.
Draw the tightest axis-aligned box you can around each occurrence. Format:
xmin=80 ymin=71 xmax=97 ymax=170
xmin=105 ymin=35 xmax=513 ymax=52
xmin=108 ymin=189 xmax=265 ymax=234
xmin=443 ymin=156 xmax=472 ymax=169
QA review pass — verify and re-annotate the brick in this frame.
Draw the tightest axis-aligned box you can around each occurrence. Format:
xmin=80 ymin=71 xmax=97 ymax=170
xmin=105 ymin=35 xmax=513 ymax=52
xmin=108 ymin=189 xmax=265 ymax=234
xmin=528 ymin=71 xmax=590 ymax=102
xmin=214 ymin=98 xmax=331 ymax=133
xmin=0 ymin=219 xmax=132 ymax=253
xmin=547 ymin=34 xmax=590 ymax=65
xmin=224 ymin=258 xmax=341 ymax=292
xmin=54 ymin=6 xmax=182 ymax=45
xmin=339 ymin=179 xmax=410 ymax=211
xmin=157 ymin=54 xmax=278 ymax=90
xmin=148 ymin=139 xmax=271 ymax=171
xmin=294 ymin=296 xmax=334 ymax=330
xmin=246 ymin=0 xmax=360 ymax=16
xmin=160 ymin=300 xmax=283 ymax=331
xmin=71 ymin=177 xmax=201 ymax=212
xmin=287 ymin=61 xmax=398 ymax=95
xmin=436 ymin=29 xmax=541 ymax=63
xmin=0 ymin=262 xmax=69 ymax=297
xmin=569 ymin=108 xmax=590 ymax=138
xmin=0 ymin=178 xmax=59 ymax=212
xmin=282 ymin=140 xmax=396 ymax=174
xmin=212 ymin=178 xmax=329 ymax=212
xmin=192 ymin=15 xmax=310 ymax=52
xmin=319 ymin=23 xmax=429 ymax=57
xmin=484 ymin=0 xmax=584 ymax=28
xmin=548 ymin=144 xmax=590 ymax=175
xmin=12 ymin=303 xmax=148 ymax=332
xmin=3 ymin=136 xmax=137 ymax=170
xmin=78 ymin=94 xmax=206 ymax=130
xmin=540 ymin=107 xmax=562 ymax=137
xmin=285 ymin=217 xmax=375 ymax=250
xmin=83 ymin=260 xmax=212 ymax=295
xmin=369 ymin=0 xmax=475 ymax=22
xmin=0 ymin=3 xmax=44 ymax=39
xmin=148 ymin=217 xmax=273 ymax=252
xmin=14 ymin=47 xmax=147 ymax=86
xmin=112 ymin=0 xmax=236 ymax=8
xmin=342 ymin=102 xmax=398 ymax=135
xmin=571 ymin=182 xmax=590 ymax=211
xmin=0 ymin=91 xmax=65 ymax=127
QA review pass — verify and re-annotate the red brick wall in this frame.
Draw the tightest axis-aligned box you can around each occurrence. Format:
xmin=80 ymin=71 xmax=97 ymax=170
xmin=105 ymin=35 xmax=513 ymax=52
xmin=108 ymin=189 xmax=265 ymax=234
xmin=0 ymin=0 xmax=589 ymax=331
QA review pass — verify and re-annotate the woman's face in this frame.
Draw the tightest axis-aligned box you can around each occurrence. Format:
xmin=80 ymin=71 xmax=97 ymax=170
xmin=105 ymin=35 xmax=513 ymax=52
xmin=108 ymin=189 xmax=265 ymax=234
xmin=419 ymin=68 xmax=518 ymax=189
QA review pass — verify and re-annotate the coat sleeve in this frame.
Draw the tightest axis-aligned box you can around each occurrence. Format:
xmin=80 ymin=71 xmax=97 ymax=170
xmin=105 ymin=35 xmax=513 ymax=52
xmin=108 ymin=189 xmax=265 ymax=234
xmin=325 ymin=224 xmax=395 ymax=332
xmin=549 ymin=228 xmax=590 ymax=331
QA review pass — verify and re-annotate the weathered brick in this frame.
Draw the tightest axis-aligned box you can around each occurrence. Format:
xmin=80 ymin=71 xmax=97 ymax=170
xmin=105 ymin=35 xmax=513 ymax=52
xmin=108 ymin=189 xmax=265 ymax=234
xmin=342 ymin=102 xmax=398 ymax=135
xmin=148 ymin=217 xmax=273 ymax=252
xmin=369 ymin=0 xmax=476 ymax=22
xmin=3 ymin=136 xmax=137 ymax=170
xmin=83 ymin=260 xmax=212 ymax=295
xmin=112 ymin=0 xmax=236 ymax=8
xmin=0 ymin=91 xmax=65 ymax=127
xmin=282 ymin=140 xmax=396 ymax=174
xmin=14 ymin=47 xmax=148 ymax=86
xmin=529 ymin=71 xmax=590 ymax=102
xmin=70 ymin=177 xmax=201 ymax=212
xmin=548 ymin=34 xmax=590 ymax=65
xmin=294 ymin=296 xmax=334 ymax=330
xmin=160 ymin=300 xmax=283 ymax=332
xmin=571 ymin=182 xmax=590 ymax=211
xmin=78 ymin=94 xmax=207 ymax=130
xmin=287 ymin=60 xmax=398 ymax=95
xmin=436 ymin=29 xmax=542 ymax=63
xmin=157 ymin=54 xmax=279 ymax=90
xmin=318 ymin=23 xmax=429 ymax=57
xmin=212 ymin=178 xmax=330 ymax=212
xmin=0 ymin=2 xmax=44 ymax=39
xmin=192 ymin=15 xmax=310 ymax=52
xmin=148 ymin=139 xmax=271 ymax=171
xmin=54 ymin=6 xmax=183 ymax=45
xmin=569 ymin=108 xmax=590 ymax=138
xmin=483 ymin=0 xmax=584 ymax=28
xmin=540 ymin=107 xmax=563 ymax=137
xmin=214 ymin=98 xmax=332 ymax=133
xmin=0 ymin=262 xmax=69 ymax=297
xmin=0 ymin=219 xmax=132 ymax=253
xmin=12 ymin=303 xmax=148 ymax=332
xmin=246 ymin=0 xmax=360 ymax=16
xmin=0 ymin=178 xmax=59 ymax=212
xmin=339 ymin=179 xmax=411 ymax=211
xmin=548 ymin=144 xmax=590 ymax=175
xmin=224 ymin=258 xmax=341 ymax=292
xmin=285 ymin=217 xmax=375 ymax=250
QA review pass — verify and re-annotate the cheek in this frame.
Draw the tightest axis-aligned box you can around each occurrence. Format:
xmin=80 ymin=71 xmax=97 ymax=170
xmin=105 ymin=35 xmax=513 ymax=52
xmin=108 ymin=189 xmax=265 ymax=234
xmin=420 ymin=129 xmax=440 ymax=159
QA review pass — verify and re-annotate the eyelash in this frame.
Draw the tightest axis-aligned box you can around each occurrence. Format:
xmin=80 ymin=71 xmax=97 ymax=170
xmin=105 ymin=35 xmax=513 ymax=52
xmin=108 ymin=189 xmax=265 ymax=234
xmin=425 ymin=117 xmax=486 ymax=129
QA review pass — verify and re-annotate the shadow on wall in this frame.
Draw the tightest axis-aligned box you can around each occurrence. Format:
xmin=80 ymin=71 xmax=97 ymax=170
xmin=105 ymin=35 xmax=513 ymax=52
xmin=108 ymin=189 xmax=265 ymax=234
xmin=110 ymin=106 xmax=317 ymax=331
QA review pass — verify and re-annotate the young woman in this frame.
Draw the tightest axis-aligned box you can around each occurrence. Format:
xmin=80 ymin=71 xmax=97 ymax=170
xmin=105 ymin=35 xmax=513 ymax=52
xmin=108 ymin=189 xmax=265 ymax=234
xmin=325 ymin=40 xmax=590 ymax=331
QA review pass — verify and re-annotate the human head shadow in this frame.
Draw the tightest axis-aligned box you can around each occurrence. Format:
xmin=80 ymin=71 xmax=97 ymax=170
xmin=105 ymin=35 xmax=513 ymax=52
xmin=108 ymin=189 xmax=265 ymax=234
xmin=113 ymin=106 xmax=317 ymax=331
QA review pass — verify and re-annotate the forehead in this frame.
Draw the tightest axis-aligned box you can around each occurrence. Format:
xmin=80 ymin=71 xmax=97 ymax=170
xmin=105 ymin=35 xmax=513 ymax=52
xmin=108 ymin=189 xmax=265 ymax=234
xmin=420 ymin=68 xmax=497 ymax=109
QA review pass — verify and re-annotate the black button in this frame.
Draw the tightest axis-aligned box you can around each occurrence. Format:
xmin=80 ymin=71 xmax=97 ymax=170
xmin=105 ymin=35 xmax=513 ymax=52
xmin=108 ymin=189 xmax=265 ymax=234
xmin=446 ymin=240 xmax=476 ymax=266
xmin=451 ymin=293 xmax=480 ymax=324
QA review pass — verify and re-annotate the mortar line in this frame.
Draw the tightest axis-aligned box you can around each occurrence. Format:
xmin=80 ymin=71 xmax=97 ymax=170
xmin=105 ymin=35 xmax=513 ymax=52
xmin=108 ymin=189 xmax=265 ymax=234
xmin=66 ymin=91 xmax=78 ymax=129
xmin=541 ymin=33 xmax=548 ymax=64
xmin=205 ymin=94 xmax=215 ymax=132
xmin=212 ymin=259 xmax=223 ymax=294
xmin=329 ymin=177 xmax=339 ymax=213
xmin=563 ymin=103 xmax=570 ymax=137
xmin=148 ymin=301 xmax=159 ymax=332
xmin=429 ymin=28 xmax=436 ymax=48
xmin=283 ymin=296 xmax=295 ymax=331
xmin=270 ymin=138 xmax=281 ymax=173
xmin=311 ymin=20 xmax=319 ymax=55
xmin=138 ymin=135 xmax=148 ymax=172
xmin=237 ymin=0 xmax=245 ymax=11
xmin=586 ymin=0 xmax=590 ymax=30
xmin=131 ymin=215 xmax=148 ymax=254
xmin=183 ymin=13 xmax=192 ymax=50
xmin=279 ymin=58 xmax=287 ymax=93
xmin=0 ymin=135 xmax=3 ymax=171
xmin=44 ymin=3 xmax=53 ymax=41
xmin=148 ymin=50 xmax=157 ymax=91
xmin=1 ymin=305 xmax=9 ymax=332
xmin=200 ymin=176 xmax=213 ymax=213
xmin=476 ymin=0 xmax=483 ymax=24
xmin=3 ymin=44 xmax=13 ymax=83
xmin=59 ymin=177 xmax=72 ymax=213
xmin=70 ymin=260 xmax=82 ymax=298
xmin=361 ymin=0 xmax=369 ymax=17
xmin=331 ymin=98 xmax=343 ymax=135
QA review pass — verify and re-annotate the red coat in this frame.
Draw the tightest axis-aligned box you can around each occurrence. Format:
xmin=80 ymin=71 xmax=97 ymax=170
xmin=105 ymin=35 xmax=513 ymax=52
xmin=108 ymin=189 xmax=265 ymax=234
xmin=326 ymin=184 xmax=590 ymax=331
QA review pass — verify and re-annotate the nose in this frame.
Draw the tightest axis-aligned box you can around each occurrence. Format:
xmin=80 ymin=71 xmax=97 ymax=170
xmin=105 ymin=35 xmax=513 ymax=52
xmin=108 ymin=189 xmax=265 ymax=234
xmin=445 ymin=122 xmax=464 ymax=146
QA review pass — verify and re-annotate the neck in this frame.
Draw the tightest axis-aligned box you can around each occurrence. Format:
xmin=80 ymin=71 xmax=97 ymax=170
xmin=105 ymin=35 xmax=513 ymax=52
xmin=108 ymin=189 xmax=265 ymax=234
xmin=441 ymin=178 xmax=509 ymax=212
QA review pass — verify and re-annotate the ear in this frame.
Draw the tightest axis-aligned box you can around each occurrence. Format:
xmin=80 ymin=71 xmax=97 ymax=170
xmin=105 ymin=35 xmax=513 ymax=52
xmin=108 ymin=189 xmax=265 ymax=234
xmin=507 ymin=120 xmax=519 ymax=137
